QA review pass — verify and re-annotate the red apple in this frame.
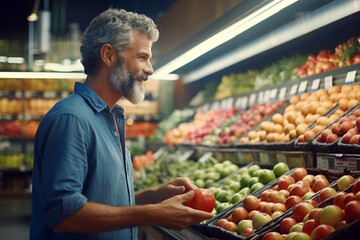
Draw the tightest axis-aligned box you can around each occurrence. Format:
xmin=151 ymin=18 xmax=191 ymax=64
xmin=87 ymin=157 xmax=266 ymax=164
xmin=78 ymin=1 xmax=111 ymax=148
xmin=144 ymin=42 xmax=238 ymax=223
xmin=223 ymin=221 xmax=238 ymax=232
xmin=290 ymin=181 xmax=309 ymax=197
xmin=263 ymin=232 xmax=283 ymax=240
xmin=340 ymin=121 xmax=354 ymax=135
xmin=305 ymin=199 xmax=318 ymax=208
xmin=241 ymin=227 xmax=255 ymax=236
xmin=293 ymin=168 xmax=308 ymax=182
xmin=292 ymin=202 xmax=314 ymax=222
xmin=319 ymin=187 xmax=336 ymax=202
xmin=353 ymin=179 xmax=360 ymax=194
xmin=302 ymin=219 xmax=316 ymax=236
xmin=342 ymin=132 xmax=356 ymax=144
xmin=280 ymin=217 xmax=297 ymax=234
xmin=331 ymin=122 xmax=342 ymax=136
xmin=326 ymin=133 xmax=339 ymax=143
xmin=278 ymin=175 xmax=296 ymax=191
xmin=339 ymin=116 xmax=352 ymax=124
xmin=247 ymin=210 xmax=261 ymax=220
xmin=243 ymin=195 xmax=260 ymax=211
xmin=312 ymin=178 xmax=330 ymax=192
xmin=353 ymin=109 xmax=360 ymax=117
xmin=343 ymin=193 xmax=355 ymax=207
xmin=333 ymin=192 xmax=347 ymax=209
xmin=302 ymin=175 xmax=315 ymax=187
xmin=310 ymin=224 xmax=335 ymax=240
xmin=216 ymin=219 xmax=228 ymax=228
xmin=344 ymin=200 xmax=360 ymax=222
xmin=356 ymin=116 xmax=360 ymax=129
xmin=231 ymin=207 xmax=248 ymax=224
xmin=350 ymin=134 xmax=360 ymax=144
xmin=285 ymin=195 xmax=303 ymax=210
xmin=320 ymin=129 xmax=332 ymax=142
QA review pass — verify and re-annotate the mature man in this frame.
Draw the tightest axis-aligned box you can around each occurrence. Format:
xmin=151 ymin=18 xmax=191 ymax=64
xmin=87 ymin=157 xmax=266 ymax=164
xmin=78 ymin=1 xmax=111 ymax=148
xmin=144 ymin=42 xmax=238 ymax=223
xmin=29 ymin=8 xmax=213 ymax=240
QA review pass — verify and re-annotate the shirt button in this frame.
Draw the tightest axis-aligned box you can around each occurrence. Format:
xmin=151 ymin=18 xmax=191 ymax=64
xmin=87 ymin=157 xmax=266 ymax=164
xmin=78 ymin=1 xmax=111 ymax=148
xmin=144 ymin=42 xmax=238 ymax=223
xmin=114 ymin=132 xmax=119 ymax=136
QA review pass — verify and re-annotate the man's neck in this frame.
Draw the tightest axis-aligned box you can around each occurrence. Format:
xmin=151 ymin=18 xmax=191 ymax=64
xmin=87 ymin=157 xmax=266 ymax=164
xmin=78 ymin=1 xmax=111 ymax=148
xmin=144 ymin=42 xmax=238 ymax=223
xmin=84 ymin=74 xmax=122 ymax=110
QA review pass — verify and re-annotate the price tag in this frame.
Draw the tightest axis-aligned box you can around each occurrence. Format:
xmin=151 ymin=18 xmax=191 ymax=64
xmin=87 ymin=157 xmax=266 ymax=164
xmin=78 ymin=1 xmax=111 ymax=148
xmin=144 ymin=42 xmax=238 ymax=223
xmin=179 ymin=150 xmax=194 ymax=162
xmin=264 ymin=90 xmax=271 ymax=103
xmin=211 ymin=101 xmax=220 ymax=111
xmin=298 ymin=81 xmax=308 ymax=94
xmin=249 ymin=93 xmax=257 ymax=106
xmin=345 ymin=70 xmax=357 ymax=84
xmin=227 ymin=97 xmax=234 ymax=109
xmin=289 ymin=84 xmax=298 ymax=96
xmin=17 ymin=114 xmax=24 ymax=120
xmin=2 ymin=114 xmax=12 ymax=120
xmin=15 ymin=91 xmax=22 ymax=98
xmin=153 ymin=147 xmax=165 ymax=160
xmin=198 ymin=152 xmax=213 ymax=163
xmin=324 ymin=76 xmax=333 ymax=91
xmin=334 ymin=158 xmax=357 ymax=171
xmin=61 ymin=91 xmax=69 ymax=98
xmin=270 ymin=89 xmax=278 ymax=100
xmin=311 ymin=79 xmax=321 ymax=91
xmin=43 ymin=91 xmax=57 ymax=99
xmin=24 ymin=91 xmax=33 ymax=98
xmin=202 ymin=103 xmax=210 ymax=112
xmin=258 ymin=91 xmax=264 ymax=104
xmin=279 ymin=87 xmax=287 ymax=100
xmin=235 ymin=97 xmax=242 ymax=109
xmin=241 ymin=97 xmax=248 ymax=109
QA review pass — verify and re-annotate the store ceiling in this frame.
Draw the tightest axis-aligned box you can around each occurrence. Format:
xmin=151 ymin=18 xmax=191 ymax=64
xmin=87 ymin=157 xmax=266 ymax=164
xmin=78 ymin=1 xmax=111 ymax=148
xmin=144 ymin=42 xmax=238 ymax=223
xmin=0 ymin=0 xmax=177 ymax=37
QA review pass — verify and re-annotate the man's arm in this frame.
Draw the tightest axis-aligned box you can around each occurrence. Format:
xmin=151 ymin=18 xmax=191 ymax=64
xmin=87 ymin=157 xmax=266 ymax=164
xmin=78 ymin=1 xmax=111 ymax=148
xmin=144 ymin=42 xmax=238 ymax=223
xmin=53 ymin=190 xmax=213 ymax=233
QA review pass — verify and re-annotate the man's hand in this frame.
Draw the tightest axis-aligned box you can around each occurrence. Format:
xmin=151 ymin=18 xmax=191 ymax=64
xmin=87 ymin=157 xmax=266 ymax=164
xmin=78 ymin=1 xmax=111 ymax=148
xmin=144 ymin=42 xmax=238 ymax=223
xmin=136 ymin=177 xmax=198 ymax=204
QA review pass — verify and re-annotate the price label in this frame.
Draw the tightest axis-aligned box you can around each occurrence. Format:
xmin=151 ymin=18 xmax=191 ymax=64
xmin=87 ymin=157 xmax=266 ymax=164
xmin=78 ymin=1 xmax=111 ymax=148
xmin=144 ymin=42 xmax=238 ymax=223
xmin=43 ymin=91 xmax=57 ymax=99
xmin=61 ymin=91 xmax=69 ymax=98
xmin=258 ymin=91 xmax=264 ymax=104
xmin=202 ymin=103 xmax=210 ymax=112
xmin=15 ymin=91 xmax=22 ymax=98
xmin=249 ymin=93 xmax=257 ymax=106
xmin=279 ymin=87 xmax=287 ymax=100
xmin=289 ymin=84 xmax=298 ymax=96
xmin=334 ymin=158 xmax=357 ymax=171
xmin=24 ymin=91 xmax=33 ymax=99
xmin=227 ymin=97 xmax=234 ymax=109
xmin=198 ymin=152 xmax=213 ymax=163
xmin=345 ymin=70 xmax=357 ymax=84
xmin=298 ymin=81 xmax=308 ymax=94
xmin=235 ymin=97 xmax=242 ymax=109
xmin=311 ymin=79 xmax=321 ymax=91
xmin=264 ymin=90 xmax=271 ymax=103
xmin=242 ymin=97 xmax=248 ymax=109
xmin=179 ymin=150 xmax=194 ymax=162
xmin=324 ymin=76 xmax=333 ymax=91
xmin=270 ymin=89 xmax=278 ymax=100
xmin=211 ymin=101 xmax=220 ymax=111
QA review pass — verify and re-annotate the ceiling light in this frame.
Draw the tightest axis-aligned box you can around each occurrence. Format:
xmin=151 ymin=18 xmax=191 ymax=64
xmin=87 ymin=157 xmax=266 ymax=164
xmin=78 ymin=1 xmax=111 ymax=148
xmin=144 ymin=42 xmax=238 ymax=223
xmin=155 ymin=0 xmax=298 ymax=75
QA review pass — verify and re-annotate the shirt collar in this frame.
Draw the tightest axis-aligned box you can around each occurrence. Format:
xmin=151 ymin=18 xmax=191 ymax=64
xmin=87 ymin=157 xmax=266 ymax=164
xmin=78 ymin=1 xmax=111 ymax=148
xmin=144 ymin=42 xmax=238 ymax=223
xmin=74 ymin=82 xmax=124 ymax=115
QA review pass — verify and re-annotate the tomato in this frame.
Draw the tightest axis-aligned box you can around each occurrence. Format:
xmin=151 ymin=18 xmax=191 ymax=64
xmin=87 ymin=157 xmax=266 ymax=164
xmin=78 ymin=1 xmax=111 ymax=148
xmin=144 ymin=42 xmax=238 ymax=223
xmin=353 ymin=54 xmax=360 ymax=64
xmin=184 ymin=188 xmax=215 ymax=213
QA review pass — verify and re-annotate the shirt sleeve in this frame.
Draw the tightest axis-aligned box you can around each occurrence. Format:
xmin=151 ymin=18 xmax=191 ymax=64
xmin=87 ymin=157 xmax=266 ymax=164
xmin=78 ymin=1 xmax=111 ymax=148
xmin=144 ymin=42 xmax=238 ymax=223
xmin=36 ymin=112 xmax=89 ymax=228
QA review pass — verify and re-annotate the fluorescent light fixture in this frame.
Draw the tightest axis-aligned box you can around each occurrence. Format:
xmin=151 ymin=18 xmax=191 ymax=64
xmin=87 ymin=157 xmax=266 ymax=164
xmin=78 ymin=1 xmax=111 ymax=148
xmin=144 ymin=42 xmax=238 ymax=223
xmin=149 ymin=73 xmax=179 ymax=81
xmin=155 ymin=0 xmax=298 ymax=75
xmin=183 ymin=0 xmax=358 ymax=83
xmin=0 ymin=71 xmax=86 ymax=79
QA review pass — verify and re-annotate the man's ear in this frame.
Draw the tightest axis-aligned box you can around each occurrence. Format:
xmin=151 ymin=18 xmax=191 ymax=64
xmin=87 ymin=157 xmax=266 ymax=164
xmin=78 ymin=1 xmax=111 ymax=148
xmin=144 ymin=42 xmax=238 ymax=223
xmin=100 ymin=44 xmax=117 ymax=68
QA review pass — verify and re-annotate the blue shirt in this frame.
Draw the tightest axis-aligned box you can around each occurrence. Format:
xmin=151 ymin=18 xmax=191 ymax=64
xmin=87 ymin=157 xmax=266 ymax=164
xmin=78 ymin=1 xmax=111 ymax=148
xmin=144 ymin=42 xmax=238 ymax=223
xmin=29 ymin=82 xmax=137 ymax=240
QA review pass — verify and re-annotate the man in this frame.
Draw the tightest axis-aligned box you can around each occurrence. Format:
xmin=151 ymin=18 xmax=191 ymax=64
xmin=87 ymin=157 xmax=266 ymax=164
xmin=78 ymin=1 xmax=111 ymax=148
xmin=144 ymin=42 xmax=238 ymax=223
xmin=29 ymin=8 xmax=213 ymax=240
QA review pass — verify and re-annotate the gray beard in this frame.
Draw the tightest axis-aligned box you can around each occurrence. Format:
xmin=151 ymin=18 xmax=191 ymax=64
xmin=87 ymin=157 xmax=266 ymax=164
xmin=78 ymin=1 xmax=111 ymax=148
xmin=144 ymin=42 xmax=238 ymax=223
xmin=109 ymin=63 xmax=147 ymax=105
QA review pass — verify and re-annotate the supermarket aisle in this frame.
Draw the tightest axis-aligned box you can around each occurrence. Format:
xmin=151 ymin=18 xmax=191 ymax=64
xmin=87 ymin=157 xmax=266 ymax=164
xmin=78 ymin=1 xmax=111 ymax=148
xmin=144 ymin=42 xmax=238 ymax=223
xmin=0 ymin=196 xmax=31 ymax=239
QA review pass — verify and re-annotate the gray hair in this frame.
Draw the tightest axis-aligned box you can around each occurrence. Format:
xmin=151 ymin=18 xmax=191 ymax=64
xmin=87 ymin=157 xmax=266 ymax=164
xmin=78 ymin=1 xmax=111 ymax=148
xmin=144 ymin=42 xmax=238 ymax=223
xmin=80 ymin=8 xmax=159 ymax=75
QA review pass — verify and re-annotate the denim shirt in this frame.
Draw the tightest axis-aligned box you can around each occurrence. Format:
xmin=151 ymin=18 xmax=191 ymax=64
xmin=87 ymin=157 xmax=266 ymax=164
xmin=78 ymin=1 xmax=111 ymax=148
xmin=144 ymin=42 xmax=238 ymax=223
xmin=30 ymin=82 xmax=137 ymax=240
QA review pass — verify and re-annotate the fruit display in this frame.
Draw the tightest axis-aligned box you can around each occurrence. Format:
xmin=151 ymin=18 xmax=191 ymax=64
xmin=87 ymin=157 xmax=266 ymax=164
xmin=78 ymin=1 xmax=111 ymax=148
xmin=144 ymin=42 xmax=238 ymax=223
xmin=184 ymin=108 xmax=237 ymax=145
xmin=238 ymin=84 xmax=360 ymax=146
xmin=295 ymin=36 xmax=360 ymax=78
xmin=201 ymin=101 xmax=285 ymax=146
xmin=125 ymin=121 xmax=157 ymax=138
xmin=132 ymin=151 xmax=154 ymax=171
xmin=256 ymin=176 xmax=360 ymax=240
xmin=0 ymin=152 xmax=33 ymax=168
xmin=0 ymin=120 xmax=39 ymax=138
xmin=208 ymin=162 xmax=290 ymax=215
xmin=210 ymin=167 xmax=340 ymax=238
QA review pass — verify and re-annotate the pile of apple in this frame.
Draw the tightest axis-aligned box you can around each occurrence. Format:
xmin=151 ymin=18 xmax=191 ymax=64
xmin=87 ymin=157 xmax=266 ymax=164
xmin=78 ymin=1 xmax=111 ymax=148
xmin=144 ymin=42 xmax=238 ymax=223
xmin=214 ymin=167 xmax=333 ymax=236
xmin=262 ymin=175 xmax=360 ymax=240
xmin=201 ymin=101 xmax=286 ymax=146
xmin=185 ymin=108 xmax=237 ymax=144
xmin=315 ymin=107 xmax=360 ymax=144
xmin=210 ymin=162 xmax=290 ymax=214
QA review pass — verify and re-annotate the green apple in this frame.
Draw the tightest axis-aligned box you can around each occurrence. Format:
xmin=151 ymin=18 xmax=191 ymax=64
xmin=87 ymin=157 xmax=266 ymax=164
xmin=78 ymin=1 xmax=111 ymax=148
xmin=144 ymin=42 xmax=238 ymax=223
xmin=289 ymin=223 xmax=303 ymax=233
xmin=273 ymin=162 xmax=290 ymax=177
xmin=250 ymin=182 xmax=264 ymax=193
xmin=252 ymin=213 xmax=272 ymax=229
xmin=259 ymin=169 xmax=276 ymax=185
xmin=248 ymin=177 xmax=260 ymax=187
xmin=248 ymin=164 xmax=261 ymax=176
xmin=231 ymin=193 xmax=244 ymax=204
xmin=237 ymin=219 xmax=253 ymax=235
xmin=195 ymin=179 xmax=205 ymax=188
xmin=240 ymin=174 xmax=252 ymax=188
